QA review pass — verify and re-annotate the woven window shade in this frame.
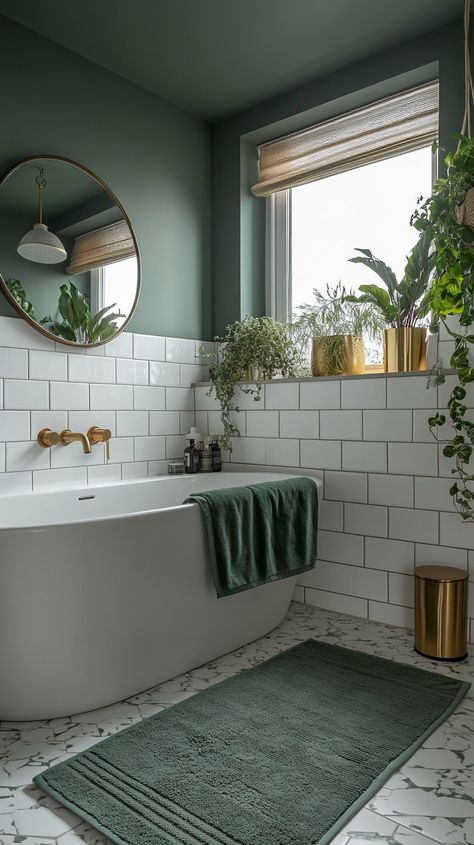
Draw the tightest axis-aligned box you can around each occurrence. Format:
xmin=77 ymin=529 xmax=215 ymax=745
xmin=66 ymin=220 xmax=136 ymax=275
xmin=251 ymin=81 xmax=439 ymax=197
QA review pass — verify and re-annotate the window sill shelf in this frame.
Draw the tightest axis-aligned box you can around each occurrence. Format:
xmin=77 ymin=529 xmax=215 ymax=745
xmin=192 ymin=367 xmax=455 ymax=388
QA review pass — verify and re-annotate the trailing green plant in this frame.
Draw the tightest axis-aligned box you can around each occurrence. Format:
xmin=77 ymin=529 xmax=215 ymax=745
xmin=4 ymin=278 xmax=37 ymax=320
xmin=411 ymin=136 xmax=474 ymax=521
xmin=344 ymin=231 xmax=435 ymax=327
xmin=290 ymin=281 xmax=385 ymax=371
xmin=200 ymin=316 xmax=299 ymax=450
xmin=41 ymin=281 xmax=125 ymax=344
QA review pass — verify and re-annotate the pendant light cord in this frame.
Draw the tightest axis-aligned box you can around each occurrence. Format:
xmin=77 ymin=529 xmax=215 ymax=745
xmin=461 ymin=0 xmax=474 ymax=139
xmin=35 ymin=168 xmax=46 ymax=226
xmin=37 ymin=182 xmax=43 ymax=225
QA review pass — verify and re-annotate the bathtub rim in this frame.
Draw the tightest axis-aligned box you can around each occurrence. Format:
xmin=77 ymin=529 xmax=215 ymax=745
xmin=0 ymin=471 xmax=323 ymax=532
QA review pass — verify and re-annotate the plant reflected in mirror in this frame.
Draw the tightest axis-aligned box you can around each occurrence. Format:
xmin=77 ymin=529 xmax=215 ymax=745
xmin=41 ymin=281 xmax=125 ymax=344
xmin=4 ymin=278 xmax=37 ymax=321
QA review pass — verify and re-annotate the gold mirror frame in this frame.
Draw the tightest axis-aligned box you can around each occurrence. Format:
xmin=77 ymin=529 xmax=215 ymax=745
xmin=0 ymin=154 xmax=141 ymax=348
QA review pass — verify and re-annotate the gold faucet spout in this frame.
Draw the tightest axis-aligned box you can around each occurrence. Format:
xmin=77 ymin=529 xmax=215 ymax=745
xmin=59 ymin=429 xmax=92 ymax=454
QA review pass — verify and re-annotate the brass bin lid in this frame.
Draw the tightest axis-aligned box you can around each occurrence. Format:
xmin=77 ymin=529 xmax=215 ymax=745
xmin=414 ymin=565 xmax=469 ymax=583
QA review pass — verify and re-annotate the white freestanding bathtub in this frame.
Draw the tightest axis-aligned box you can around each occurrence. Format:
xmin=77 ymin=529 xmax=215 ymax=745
xmin=0 ymin=471 xmax=322 ymax=721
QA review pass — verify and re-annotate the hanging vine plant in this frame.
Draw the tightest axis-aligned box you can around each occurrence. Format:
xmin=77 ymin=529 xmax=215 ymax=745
xmin=200 ymin=316 xmax=300 ymax=451
xmin=411 ymin=0 xmax=474 ymax=520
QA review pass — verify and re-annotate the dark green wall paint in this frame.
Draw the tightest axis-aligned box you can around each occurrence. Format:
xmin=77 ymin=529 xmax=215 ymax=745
xmin=0 ymin=16 xmax=213 ymax=340
xmin=1 ymin=15 xmax=468 ymax=341
xmin=211 ymin=22 xmax=466 ymax=335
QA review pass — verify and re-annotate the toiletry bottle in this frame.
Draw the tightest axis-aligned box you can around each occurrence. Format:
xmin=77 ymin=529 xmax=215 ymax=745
xmin=185 ymin=426 xmax=202 ymax=445
xmin=200 ymin=437 xmax=213 ymax=472
xmin=184 ymin=438 xmax=199 ymax=473
xmin=211 ymin=437 xmax=222 ymax=472
xmin=192 ymin=444 xmax=199 ymax=473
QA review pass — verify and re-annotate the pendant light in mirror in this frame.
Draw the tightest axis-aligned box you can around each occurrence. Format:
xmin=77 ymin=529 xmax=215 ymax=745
xmin=17 ymin=169 xmax=67 ymax=264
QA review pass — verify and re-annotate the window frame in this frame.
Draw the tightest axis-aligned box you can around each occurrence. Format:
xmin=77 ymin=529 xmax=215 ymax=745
xmin=90 ymin=266 xmax=105 ymax=315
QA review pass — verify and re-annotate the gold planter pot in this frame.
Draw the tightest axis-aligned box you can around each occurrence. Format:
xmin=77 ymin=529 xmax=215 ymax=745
xmin=383 ymin=327 xmax=427 ymax=373
xmin=243 ymin=365 xmax=265 ymax=382
xmin=311 ymin=335 xmax=365 ymax=377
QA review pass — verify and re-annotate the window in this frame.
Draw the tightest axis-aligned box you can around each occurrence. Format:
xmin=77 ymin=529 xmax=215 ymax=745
xmin=291 ymin=146 xmax=434 ymax=312
xmin=291 ymin=147 xmax=434 ymax=363
xmin=91 ymin=255 xmax=138 ymax=325
xmin=255 ymin=82 xmax=438 ymax=367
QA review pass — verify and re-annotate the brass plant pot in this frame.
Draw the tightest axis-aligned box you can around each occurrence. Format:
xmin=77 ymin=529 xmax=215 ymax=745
xmin=383 ymin=327 xmax=427 ymax=373
xmin=311 ymin=335 xmax=365 ymax=377
xmin=243 ymin=365 xmax=265 ymax=381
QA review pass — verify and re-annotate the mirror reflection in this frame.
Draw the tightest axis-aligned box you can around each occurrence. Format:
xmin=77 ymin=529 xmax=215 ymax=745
xmin=0 ymin=156 xmax=139 ymax=345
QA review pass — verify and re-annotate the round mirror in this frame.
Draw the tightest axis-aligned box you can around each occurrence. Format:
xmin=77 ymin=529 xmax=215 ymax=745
xmin=0 ymin=155 xmax=140 ymax=347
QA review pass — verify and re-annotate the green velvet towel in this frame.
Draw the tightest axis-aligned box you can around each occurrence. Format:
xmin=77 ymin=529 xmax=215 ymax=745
xmin=184 ymin=476 xmax=318 ymax=597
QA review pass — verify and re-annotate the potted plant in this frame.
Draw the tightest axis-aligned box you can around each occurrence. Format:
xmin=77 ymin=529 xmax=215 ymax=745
xmin=200 ymin=316 xmax=299 ymax=450
xmin=291 ymin=282 xmax=384 ymax=377
xmin=412 ymin=136 xmax=474 ymax=522
xmin=345 ymin=232 xmax=435 ymax=372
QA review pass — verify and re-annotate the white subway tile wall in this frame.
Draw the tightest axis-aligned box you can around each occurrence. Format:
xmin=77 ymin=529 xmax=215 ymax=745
xmin=1 ymin=316 xmax=473 ymax=642
xmin=246 ymin=410 xmax=279 ymax=438
xmin=320 ymin=410 xmax=363 ymax=440
xmin=0 ymin=315 xmax=208 ymax=488
xmin=195 ymin=371 xmax=474 ymax=641
xmin=68 ymin=354 xmax=115 ymax=384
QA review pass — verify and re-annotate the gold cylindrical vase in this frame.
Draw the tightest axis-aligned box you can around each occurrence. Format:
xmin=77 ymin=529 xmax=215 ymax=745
xmin=383 ymin=327 xmax=427 ymax=373
xmin=311 ymin=335 xmax=365 ymax=377
xmin=415 ymin=565 xmax=468 ymax=661
xmin=243 ymin=365 xmax=265 ymax=382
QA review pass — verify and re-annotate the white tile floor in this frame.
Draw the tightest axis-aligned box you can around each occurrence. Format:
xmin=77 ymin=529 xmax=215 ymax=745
xmin=1 ymin=601 xmax=474 ymax=845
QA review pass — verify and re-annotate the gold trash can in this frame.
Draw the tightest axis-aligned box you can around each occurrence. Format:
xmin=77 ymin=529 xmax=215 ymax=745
xmin=415 ymin=565 xmax=469 ymax=661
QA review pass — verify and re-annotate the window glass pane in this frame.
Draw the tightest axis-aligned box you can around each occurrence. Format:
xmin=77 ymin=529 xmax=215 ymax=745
xmin=102 ymin=256 xmax=137 ymax=326
xmin=290 ymin=147 xmax=433 ymax=362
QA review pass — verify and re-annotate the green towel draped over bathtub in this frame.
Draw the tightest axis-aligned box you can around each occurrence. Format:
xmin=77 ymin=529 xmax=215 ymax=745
xmin=184 ymin=476 xmax=318 ymax=598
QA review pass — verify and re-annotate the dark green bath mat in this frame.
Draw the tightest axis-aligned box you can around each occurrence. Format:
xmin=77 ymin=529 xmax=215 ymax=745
xmin=35 ymin=640 xmax=470 ymax=845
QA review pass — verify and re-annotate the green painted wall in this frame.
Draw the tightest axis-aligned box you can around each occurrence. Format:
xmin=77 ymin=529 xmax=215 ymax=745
xmin=0 ymin=16 xmax=213 ymax=340
xmin=3 ymin=16 xmax=467 ymax=341
xmin=211 ymin=21 xmax=465 ymax=335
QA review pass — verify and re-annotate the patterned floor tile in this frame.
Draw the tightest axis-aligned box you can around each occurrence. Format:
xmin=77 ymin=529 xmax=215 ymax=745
xmin=1 ymin=602 xmax=473 ymax=843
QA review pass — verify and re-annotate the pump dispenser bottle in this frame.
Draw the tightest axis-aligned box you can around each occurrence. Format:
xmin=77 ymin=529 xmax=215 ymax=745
xmin=185 ymin=426 xmax=202 ymax=445
xmin=184 ymin=438 xmax=199 ymax=473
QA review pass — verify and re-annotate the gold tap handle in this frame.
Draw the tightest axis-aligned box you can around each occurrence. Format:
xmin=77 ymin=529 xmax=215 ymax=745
xmin=87 ymin=426 xmax=111 ymax=462
xmin=103 ymin=429 xmax=111 ymax=463
xmin=37 ymin=428 xmax=60 ymax=448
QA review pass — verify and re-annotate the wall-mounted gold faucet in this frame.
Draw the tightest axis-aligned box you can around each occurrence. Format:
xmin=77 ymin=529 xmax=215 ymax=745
xmin=59 ymin=429 xmax=92 ymax=454
xmin=88 ymin=426 xmax=112 ymax=462
xmin=37 ymin=426 xmax=112 ymax=460
xmin=37 ymin=428 xmax=60 ymax=448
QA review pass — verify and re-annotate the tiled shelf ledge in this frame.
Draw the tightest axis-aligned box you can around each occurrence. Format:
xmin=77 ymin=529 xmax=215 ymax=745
xmin=192 ymin=367 xmax=456 ymax=388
